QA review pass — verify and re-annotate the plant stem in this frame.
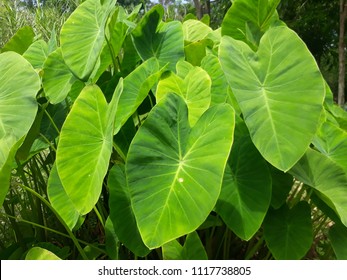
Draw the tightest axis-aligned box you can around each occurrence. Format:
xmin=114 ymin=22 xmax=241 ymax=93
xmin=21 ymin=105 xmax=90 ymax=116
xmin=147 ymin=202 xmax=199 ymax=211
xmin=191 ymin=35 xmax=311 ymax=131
xmin=20 ymin=184 xmax=89 ymax=260
xmin=5 ymin=213 xmax=107 ymax=256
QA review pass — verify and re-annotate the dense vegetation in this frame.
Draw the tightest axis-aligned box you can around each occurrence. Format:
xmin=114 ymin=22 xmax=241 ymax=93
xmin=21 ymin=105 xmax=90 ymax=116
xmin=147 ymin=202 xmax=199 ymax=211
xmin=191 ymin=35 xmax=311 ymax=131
xmin=1 ymin=0 xmax=347 ymax=260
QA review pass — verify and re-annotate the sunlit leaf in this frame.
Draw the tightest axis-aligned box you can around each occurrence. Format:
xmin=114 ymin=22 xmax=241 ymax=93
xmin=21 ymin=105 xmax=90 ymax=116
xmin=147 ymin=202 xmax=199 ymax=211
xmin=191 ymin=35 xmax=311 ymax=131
xmin=127 ymin=93 xmax=234 ymax=248
xmin=219 ymin=26 xmax=325 ymax=171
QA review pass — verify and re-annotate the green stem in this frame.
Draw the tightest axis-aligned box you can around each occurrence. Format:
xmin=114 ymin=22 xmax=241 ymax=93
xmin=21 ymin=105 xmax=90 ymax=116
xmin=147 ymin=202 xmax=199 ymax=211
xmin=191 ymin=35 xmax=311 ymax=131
xmin=5 ymin=214 xmax=107 ymax=256
xmin=245 ymin=234 xmax=265 ymax=260
xmin=93 ymin=205 xmax=105 ymax=228
xmin=20 ymin=184 xmax=89 ymax=260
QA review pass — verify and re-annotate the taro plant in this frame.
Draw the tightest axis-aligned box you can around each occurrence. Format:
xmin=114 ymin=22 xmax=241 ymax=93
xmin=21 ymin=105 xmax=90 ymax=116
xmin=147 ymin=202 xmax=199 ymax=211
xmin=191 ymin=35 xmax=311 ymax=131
xmin=1 ymin=0 xmax=347 ymax=260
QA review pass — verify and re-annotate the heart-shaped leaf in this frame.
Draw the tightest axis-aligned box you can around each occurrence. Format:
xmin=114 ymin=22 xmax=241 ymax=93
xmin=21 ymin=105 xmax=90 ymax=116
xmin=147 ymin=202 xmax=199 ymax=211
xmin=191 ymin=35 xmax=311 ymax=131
xmin=43 ymin=48 xmax=78 ymax=104
xmin=23 ymin=40 xmax=48 ymax=70
xmin=132 ymin=5 xmax=184 ymax=71
xmin=157 ymin=61 xmax=211 ymax=126
xmin=108 ymin=164 xmax=150 ymax=257
xmin=264 ymin=202 xmax=313 ymax=259
xmin=290 ymin=148 xmax=347 ymax=227
xmin=219 ymin=26 xmax=325 ymax=171
xmin=222 ymin=0 xmax=281 ymax=48
xmin=56 ymin=82 xmax=122 ymax=214
xmin=127 ymin=93 xmax=235 ymax=248
xmin=216 ymin=135 xmax=272 ymax=240
xmin=60 ymin=0 xmax=116 ymax=80
xmin=162 ymin=231 xmax=208 ymax=260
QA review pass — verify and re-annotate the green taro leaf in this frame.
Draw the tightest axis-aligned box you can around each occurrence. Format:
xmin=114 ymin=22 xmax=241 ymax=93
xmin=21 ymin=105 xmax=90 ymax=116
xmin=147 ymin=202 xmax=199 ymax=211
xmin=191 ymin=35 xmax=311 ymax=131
xmin=157 ymin=61 xmax=211 ymax=126
xmin=270 ymin=166 xmax=293 ymax=209
xmin=43 ymin=48 xmax=78 ymax=104
xmin=201 ymin=54 xmax=230 ymax=106
xmin=47 ymin=164 xmax=80 ymax=230
xmin=182 ymin=19 xmax=212 ymax=42
xmin=1 ymin=26 xmax=35 ymax=54
xmin=0 ymin=52 xmax=40 ymax=205
xmin=219 ymin=26 xmax=325 ymax=171
xmin=25 ymin=247 xmax=61 ymax=260
xmin=105 ymin=217 xmax=119 ymax=260
xmin=329 ymin=222 xmax=347 ymax=260
xmin=23 ymin=40 xmax=48 ymax=70
xmin=222 ymin=0 xmax=281 ymax=47
xmin=264 ymin=202 xmax=313 ymax=260
xmin=56 ymin=83 xmax=122 ymax=215
xmin=313 ymin=121 xmax=347 ymax=172
xmin=60 ymin=0 xmax=116 ymax=80
xmin=127 ymin=93 xmax=235 ymax=248
xmin=108 ymin=164 xmax=150 ymax=257
xmin=290 ymin=148 xmax=347 ymax=227
xmin=162 ymin=231 xmax=208 ymax=260
xmin=216 ymin=136 xmax=272 ymax=240
xmin=114 ymin=58 xmax=164 ymax=135
xmin=132 ymin=5 xmax=184 ymax=71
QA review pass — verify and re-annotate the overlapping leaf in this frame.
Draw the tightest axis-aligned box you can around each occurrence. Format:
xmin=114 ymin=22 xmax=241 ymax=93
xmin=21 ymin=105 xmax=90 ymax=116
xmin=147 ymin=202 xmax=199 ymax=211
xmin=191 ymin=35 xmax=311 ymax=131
xmin=132 ymin=5 xmax=184 ymax=71
xmin=162 ymin=231 xmax=207 ymax=260
xmin=43 ymin=48 xmax=78 ymax=104
xmin=222 ymin=0 xmax=281 ymax=48
xmin=216 ymin=136 xmax=272 ymax=240
xmin=290 ymin=148 xmax=347 ymax=227
xmin=0 ymin=52 xmax=40 ymax=206
xmin=157 ymin=61 xmax=211 ymax=126
xmin=56 ymin=82 xmax=122 ymax=214
xmin=60 ymin=0 xmax=116 ymax=80
xmin=108 ymin=164 xmax=150 ymax=256
xmin=127 ymin=93 xmax=235 ymax=248
xmin=219 ymin=26 xmax=325 ymax=171
xmin=264 ymin=202 xmax=312 ymax=259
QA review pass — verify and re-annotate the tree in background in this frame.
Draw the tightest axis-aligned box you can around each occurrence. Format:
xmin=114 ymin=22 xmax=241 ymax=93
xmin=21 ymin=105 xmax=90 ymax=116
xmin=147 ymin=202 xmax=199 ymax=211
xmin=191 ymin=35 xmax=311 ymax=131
xmin=279 ymin=0 xmax=346 ymax=105
xmin=338 ymin=0 xmax=346 ymax=106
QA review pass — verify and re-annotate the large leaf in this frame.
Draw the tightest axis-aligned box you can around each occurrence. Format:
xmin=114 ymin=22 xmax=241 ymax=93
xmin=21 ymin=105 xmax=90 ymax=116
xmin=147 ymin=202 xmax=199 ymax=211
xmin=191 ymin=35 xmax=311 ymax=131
xmin=219 ymin=26 xmax=325 ymax=171
xmin=157 ymin=61 xmax=211 ymax=126
xmin=182 ymin=19 xmax=212 ymax=42
xmin=127 ymin=93 xmax=235 ymax=248
xmin=56 ymin=83 xmax=122 ymax=214
xmin=313 ymin=121 xmax=347 ymax=172
xmin=222 ymin=0 xmax=281 ymax=48
xmin=23 ymin=40 xmax=48 ymax=70
xmin=108 ymin=164 xmax=150 ymax=257
xmin=47 ymin=164 xmax=80 ymax=230
xmin=201 ymin=54 xmax=230 ymax=106
xmin=42 ymin=48 xmax=78 ymax=104
xmin=0 ymin=52 xmax=40 ymax=205
xmin=1 ymin=26 xmax=35 ymax=54
xmin=60 ymin=0 xmax=116 ymax=80
xmin=25 ymin=247 xmax=61 ymax=260
xmin=114 ymin=58 xmax=164 ymax=134
xmin=264 ymin=202 xmax=313 ymax=260
xmin=216 ymin=136 xmax=272 ymax=240
xmin=329 ymin=222 xmax=347 ymax=260
xmin=162 ymin=231 xmax=208 ymax=260
xmin=0 ymin=136 xmax=24 ymax=206
xmin=132 ymin=5 xmax=184 ymax=71
xmin=290 ymin=148 xmax=347 ymax=227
